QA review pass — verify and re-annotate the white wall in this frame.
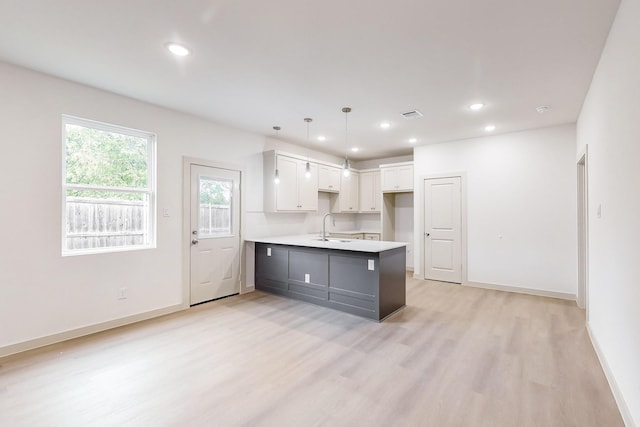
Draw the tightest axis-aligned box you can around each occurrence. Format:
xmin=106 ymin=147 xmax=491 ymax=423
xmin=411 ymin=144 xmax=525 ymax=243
xmin=0 ymin=62 xmax=356 ymax=352
xmin=413 ymin=124 xmax=577 ymax=294
xmin=394 ymin=193 xmax=414 ymax=269
xmin=576 ymin=0 xmax=639 ymax=423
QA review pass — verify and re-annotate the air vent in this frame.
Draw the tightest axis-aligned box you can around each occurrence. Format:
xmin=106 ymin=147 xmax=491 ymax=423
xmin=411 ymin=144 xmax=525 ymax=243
xmin=401 ymin=110 xmax=423 ymax=119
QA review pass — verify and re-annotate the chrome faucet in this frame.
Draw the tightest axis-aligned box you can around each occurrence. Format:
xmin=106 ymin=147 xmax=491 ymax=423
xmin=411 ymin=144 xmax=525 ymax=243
xmin=322 ymin=213 xmax=335 ymax=241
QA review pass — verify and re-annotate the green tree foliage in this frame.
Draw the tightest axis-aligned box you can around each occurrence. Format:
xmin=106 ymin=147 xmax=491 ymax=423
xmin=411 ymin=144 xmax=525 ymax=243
xmin=65 ymin=124 xmax=148 ymax=200
xmin=199 ymin=179 xmax=231 ymax=206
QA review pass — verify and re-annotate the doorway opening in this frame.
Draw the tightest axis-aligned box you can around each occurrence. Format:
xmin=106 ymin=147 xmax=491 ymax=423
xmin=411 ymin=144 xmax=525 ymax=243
xmin=577 ymin=148 xmax=589 ymax=315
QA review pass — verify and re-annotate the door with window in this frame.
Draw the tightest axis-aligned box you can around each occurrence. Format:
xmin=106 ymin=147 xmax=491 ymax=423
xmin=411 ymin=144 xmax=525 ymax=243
xmin=190 ymin=165 xmax=241 ymax=305
xmin=424 ymin=176 xmax=462 ymax=283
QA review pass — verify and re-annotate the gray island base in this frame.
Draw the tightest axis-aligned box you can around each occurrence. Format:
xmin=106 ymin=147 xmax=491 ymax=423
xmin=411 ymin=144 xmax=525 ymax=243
xmin=254 ymin=241 xmax=406 ymax=322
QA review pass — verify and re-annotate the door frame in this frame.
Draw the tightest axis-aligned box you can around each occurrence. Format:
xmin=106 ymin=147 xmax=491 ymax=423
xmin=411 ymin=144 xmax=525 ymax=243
xmin=182 ymin=157 xmax=246 ymax=308
xmin=417 ymin=172 xmax=468 ymax=283
xmin=577 ymin=146 xmax=589 ymax=316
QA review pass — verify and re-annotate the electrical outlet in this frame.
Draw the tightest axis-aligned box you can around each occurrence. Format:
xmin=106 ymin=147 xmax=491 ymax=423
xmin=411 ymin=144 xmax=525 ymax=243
xmin=304 ymin=273 xmax=310 ymax=283
xmin=368 ymin=260 xmax=375 ymax=271
xmin=163 ymin=208 xmax=170 ymax=217
xmin=118 ymin=287 xmax=127 ymax=300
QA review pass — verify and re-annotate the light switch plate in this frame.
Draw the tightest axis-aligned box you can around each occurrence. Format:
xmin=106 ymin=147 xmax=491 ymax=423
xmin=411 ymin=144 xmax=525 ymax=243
xmin=368 ymin=260 xmax=375 ymax=271
xmin=267 ymin=247 xmax=271 ymax=256
xmin=305 ymin=273 xmax=310 ymax=283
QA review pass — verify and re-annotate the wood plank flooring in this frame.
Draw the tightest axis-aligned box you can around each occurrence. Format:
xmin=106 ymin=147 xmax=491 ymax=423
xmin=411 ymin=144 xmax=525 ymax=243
xmin=0 ymin=275 xmax=623 ymax=426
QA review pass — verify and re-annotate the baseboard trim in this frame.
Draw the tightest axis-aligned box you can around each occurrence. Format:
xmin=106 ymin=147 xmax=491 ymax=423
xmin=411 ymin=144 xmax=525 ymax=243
xmin=464 ymin=281 xmax=576 ymax=301
xmin=413 ymin=273 xmax=424 ymax=280
xmin=0 ymin=303 xmax=185 ymax=359
xmin=587 ymin=324 xmax=635 ymax=427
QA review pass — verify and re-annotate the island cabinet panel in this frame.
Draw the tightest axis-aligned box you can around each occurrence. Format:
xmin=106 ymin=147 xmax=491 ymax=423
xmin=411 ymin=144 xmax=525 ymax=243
xmin=255 ymin=244 xmax=289 ymax=293
xmin=329 ymin=253 xmax=379 ymax=317
xmin=254 ymin=242 xmax=405 ymax=321
xmin=288 ymin=249 xmax=329 ymax=302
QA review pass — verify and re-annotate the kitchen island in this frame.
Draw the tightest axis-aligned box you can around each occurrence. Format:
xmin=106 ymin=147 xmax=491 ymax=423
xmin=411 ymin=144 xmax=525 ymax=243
xmin=244 ymin=235 xmax=406 ymax=321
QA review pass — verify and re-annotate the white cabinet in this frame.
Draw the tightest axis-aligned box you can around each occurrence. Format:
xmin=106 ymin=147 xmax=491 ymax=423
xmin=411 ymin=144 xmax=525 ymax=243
xmin=264 ymin=152 xmax=318 ymax=212
xmin=381 ymin=163 xmax=413 ymax=192
xmin=359 ymin=170 xmax=381 ymax=212
xmin=318 ymin=165 xmax=341 ymax=193
xmin=331 ymin=171 xmax=359 ymax=212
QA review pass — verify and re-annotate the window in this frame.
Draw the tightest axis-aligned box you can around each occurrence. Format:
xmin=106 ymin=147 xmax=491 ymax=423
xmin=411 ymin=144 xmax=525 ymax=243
xmin=62 ymin=116 xmax=156 ymax=255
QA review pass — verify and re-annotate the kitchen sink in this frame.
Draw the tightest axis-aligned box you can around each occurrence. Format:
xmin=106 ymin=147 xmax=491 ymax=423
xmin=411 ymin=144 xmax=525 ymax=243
xmin=313 ymin=238 xmax=351 ymax=243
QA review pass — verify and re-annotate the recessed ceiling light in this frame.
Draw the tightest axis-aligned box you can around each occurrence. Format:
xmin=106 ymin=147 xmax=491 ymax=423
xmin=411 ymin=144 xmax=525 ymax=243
xmin=380 ymin=122 xmax=391 ymax=129
xmin=351 ymin=147 xmax=359 ymax=152
xmin=166 ymin=43 xmax=190 ymax=56
xmin=469 ymin=103 xmax=485 ymax=111
xmin=409 ymin=138 xmax=417 ymax=143
xmin=484 ymin=124 xmax=496 ymax=132
xmin=317 ymin=135 xmax=326 ymax=141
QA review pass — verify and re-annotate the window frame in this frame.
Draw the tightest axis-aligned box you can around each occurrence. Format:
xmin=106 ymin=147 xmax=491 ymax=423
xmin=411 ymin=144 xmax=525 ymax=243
xmin=61 ymin=115 xmax=157 ymax=256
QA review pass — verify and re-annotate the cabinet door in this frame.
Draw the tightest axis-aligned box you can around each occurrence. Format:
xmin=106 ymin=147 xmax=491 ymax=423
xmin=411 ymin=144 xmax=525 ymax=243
xmin=359 ymin=171 xmax=380 ymax=212
xmin=344 ymin=171 xmax=359 ymax=212
xmin=381 ymin=165 xmax=413 ymax=192
xmin=318 ymin=165 xmax=341 ymax=192
xmin=381 ymin=167 xmax=398 ymax=192
xmin=297 ymin=161 xmax=318 ymax=211
xmin=396 ymin=166 xmax=413 ymax=191
xmin=276 ymin=155 xmax=300 ymax=210
xmin=359 ymin=172 xmax=375 ymax=212
xmin=372 ymin=171 xmax=381 ymax=211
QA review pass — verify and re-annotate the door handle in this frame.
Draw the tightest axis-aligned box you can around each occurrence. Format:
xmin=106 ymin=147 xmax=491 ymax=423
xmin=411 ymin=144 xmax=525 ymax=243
xmin=425 ymin=233 xmax=430 ymax=237
xmin=192 ymin=239 xmax=199 ymax=245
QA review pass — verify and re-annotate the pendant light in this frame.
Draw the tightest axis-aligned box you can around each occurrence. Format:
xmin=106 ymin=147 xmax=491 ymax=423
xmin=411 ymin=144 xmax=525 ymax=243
xmin=342 ymin=107 xmax=352 ymax=178
xmin=304 ymin=118 xmax=312 ymax=179
xmin=273 ymin=126 xmax=281 ymax=184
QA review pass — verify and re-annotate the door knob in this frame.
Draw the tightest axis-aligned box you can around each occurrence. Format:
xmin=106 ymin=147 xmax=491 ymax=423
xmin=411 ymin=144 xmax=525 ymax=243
xmin=192 ymin=239 xmax=199 ymax=245
xmin=425 ymin=233 xmax=430 ymax=237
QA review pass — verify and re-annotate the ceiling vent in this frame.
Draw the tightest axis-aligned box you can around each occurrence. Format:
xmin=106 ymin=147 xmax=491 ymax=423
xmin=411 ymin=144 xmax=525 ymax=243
xmin=401 ymin=109 xmax=423 ymax=119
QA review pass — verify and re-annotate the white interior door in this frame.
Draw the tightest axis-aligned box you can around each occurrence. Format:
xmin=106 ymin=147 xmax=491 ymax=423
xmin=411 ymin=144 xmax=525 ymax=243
xmin=424 ymin=177 xmax=462 ymax=283
xmin=190 ymin=165 xmax=241 ymax=305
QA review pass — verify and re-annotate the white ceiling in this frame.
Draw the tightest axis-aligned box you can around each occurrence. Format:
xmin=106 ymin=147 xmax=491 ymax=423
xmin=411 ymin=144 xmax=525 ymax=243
xmin=0 ymin=0 xmax=620 ymax=160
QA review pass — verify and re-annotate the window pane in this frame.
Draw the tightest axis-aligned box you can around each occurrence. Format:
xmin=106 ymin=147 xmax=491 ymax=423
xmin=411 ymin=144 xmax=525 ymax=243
xmin=198 ymin=177 xmax=232 ymax=238
xmin=65 ymin=124 xmax=148 ymax=188
xmin=65 ymin=190 xmax=149 ymax=251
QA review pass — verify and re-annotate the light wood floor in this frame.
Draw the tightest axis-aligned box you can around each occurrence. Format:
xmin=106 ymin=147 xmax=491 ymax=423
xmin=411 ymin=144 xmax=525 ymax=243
xmin=0 ymin=275 xmax=623 ymax=426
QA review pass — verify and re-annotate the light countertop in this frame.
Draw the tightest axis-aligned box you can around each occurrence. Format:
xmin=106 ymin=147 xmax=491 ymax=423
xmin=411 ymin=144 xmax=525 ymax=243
xmin=245 ymin=234 xmax=406 ymax=253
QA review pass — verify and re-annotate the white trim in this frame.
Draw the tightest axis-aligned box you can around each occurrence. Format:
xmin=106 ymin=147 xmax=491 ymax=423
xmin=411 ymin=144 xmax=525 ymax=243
xmin=379 ymin=160 xmax=414 ymax=168
xmin=65 ymin=184 xmax=151 ymax=193
xmin=0 ymin=304 xmax=184 ymax=358
xmin=418 ymin=172 xmax=468 ymax=284
xmin=413 ymin=273 xmax=424 ymax=280
xmin=464 ymin=281 xmax=576 ymax=301
xmin=587 ymin=324 xmax=635 ymax=427
xmin=182 ymin=157 xmax=247 ymax=306
xmin=576 ymin=145 xmax=589 ymax=318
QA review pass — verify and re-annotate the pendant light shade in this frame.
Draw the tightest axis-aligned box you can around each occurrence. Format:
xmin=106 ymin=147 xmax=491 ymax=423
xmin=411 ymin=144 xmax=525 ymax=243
xmin=304 ymin=161 xmax=311 ymax=179
xmin=304 ymin=118 xmax=312 ymax=179
xmin=273 ymin=125 xmax=281 ymax=184
xmin=342 ymin=107 xmax=351 ymax=178
xmin=342 ymin=158 xmax=351 ymax=177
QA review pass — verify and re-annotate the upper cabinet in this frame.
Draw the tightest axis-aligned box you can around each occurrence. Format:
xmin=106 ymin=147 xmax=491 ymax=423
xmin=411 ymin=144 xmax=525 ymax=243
xmin=381 ymin=162 xmax=413 ymax=192
xmin=331 ymin=171 xmax=360 ymax=213
xmin=359 ymin=170 xmax=381 ymax=212
xmin=264 ymin=151 xmax=318 ymax=212
xmin=318 ymin=164 xmax=341 ymax=193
